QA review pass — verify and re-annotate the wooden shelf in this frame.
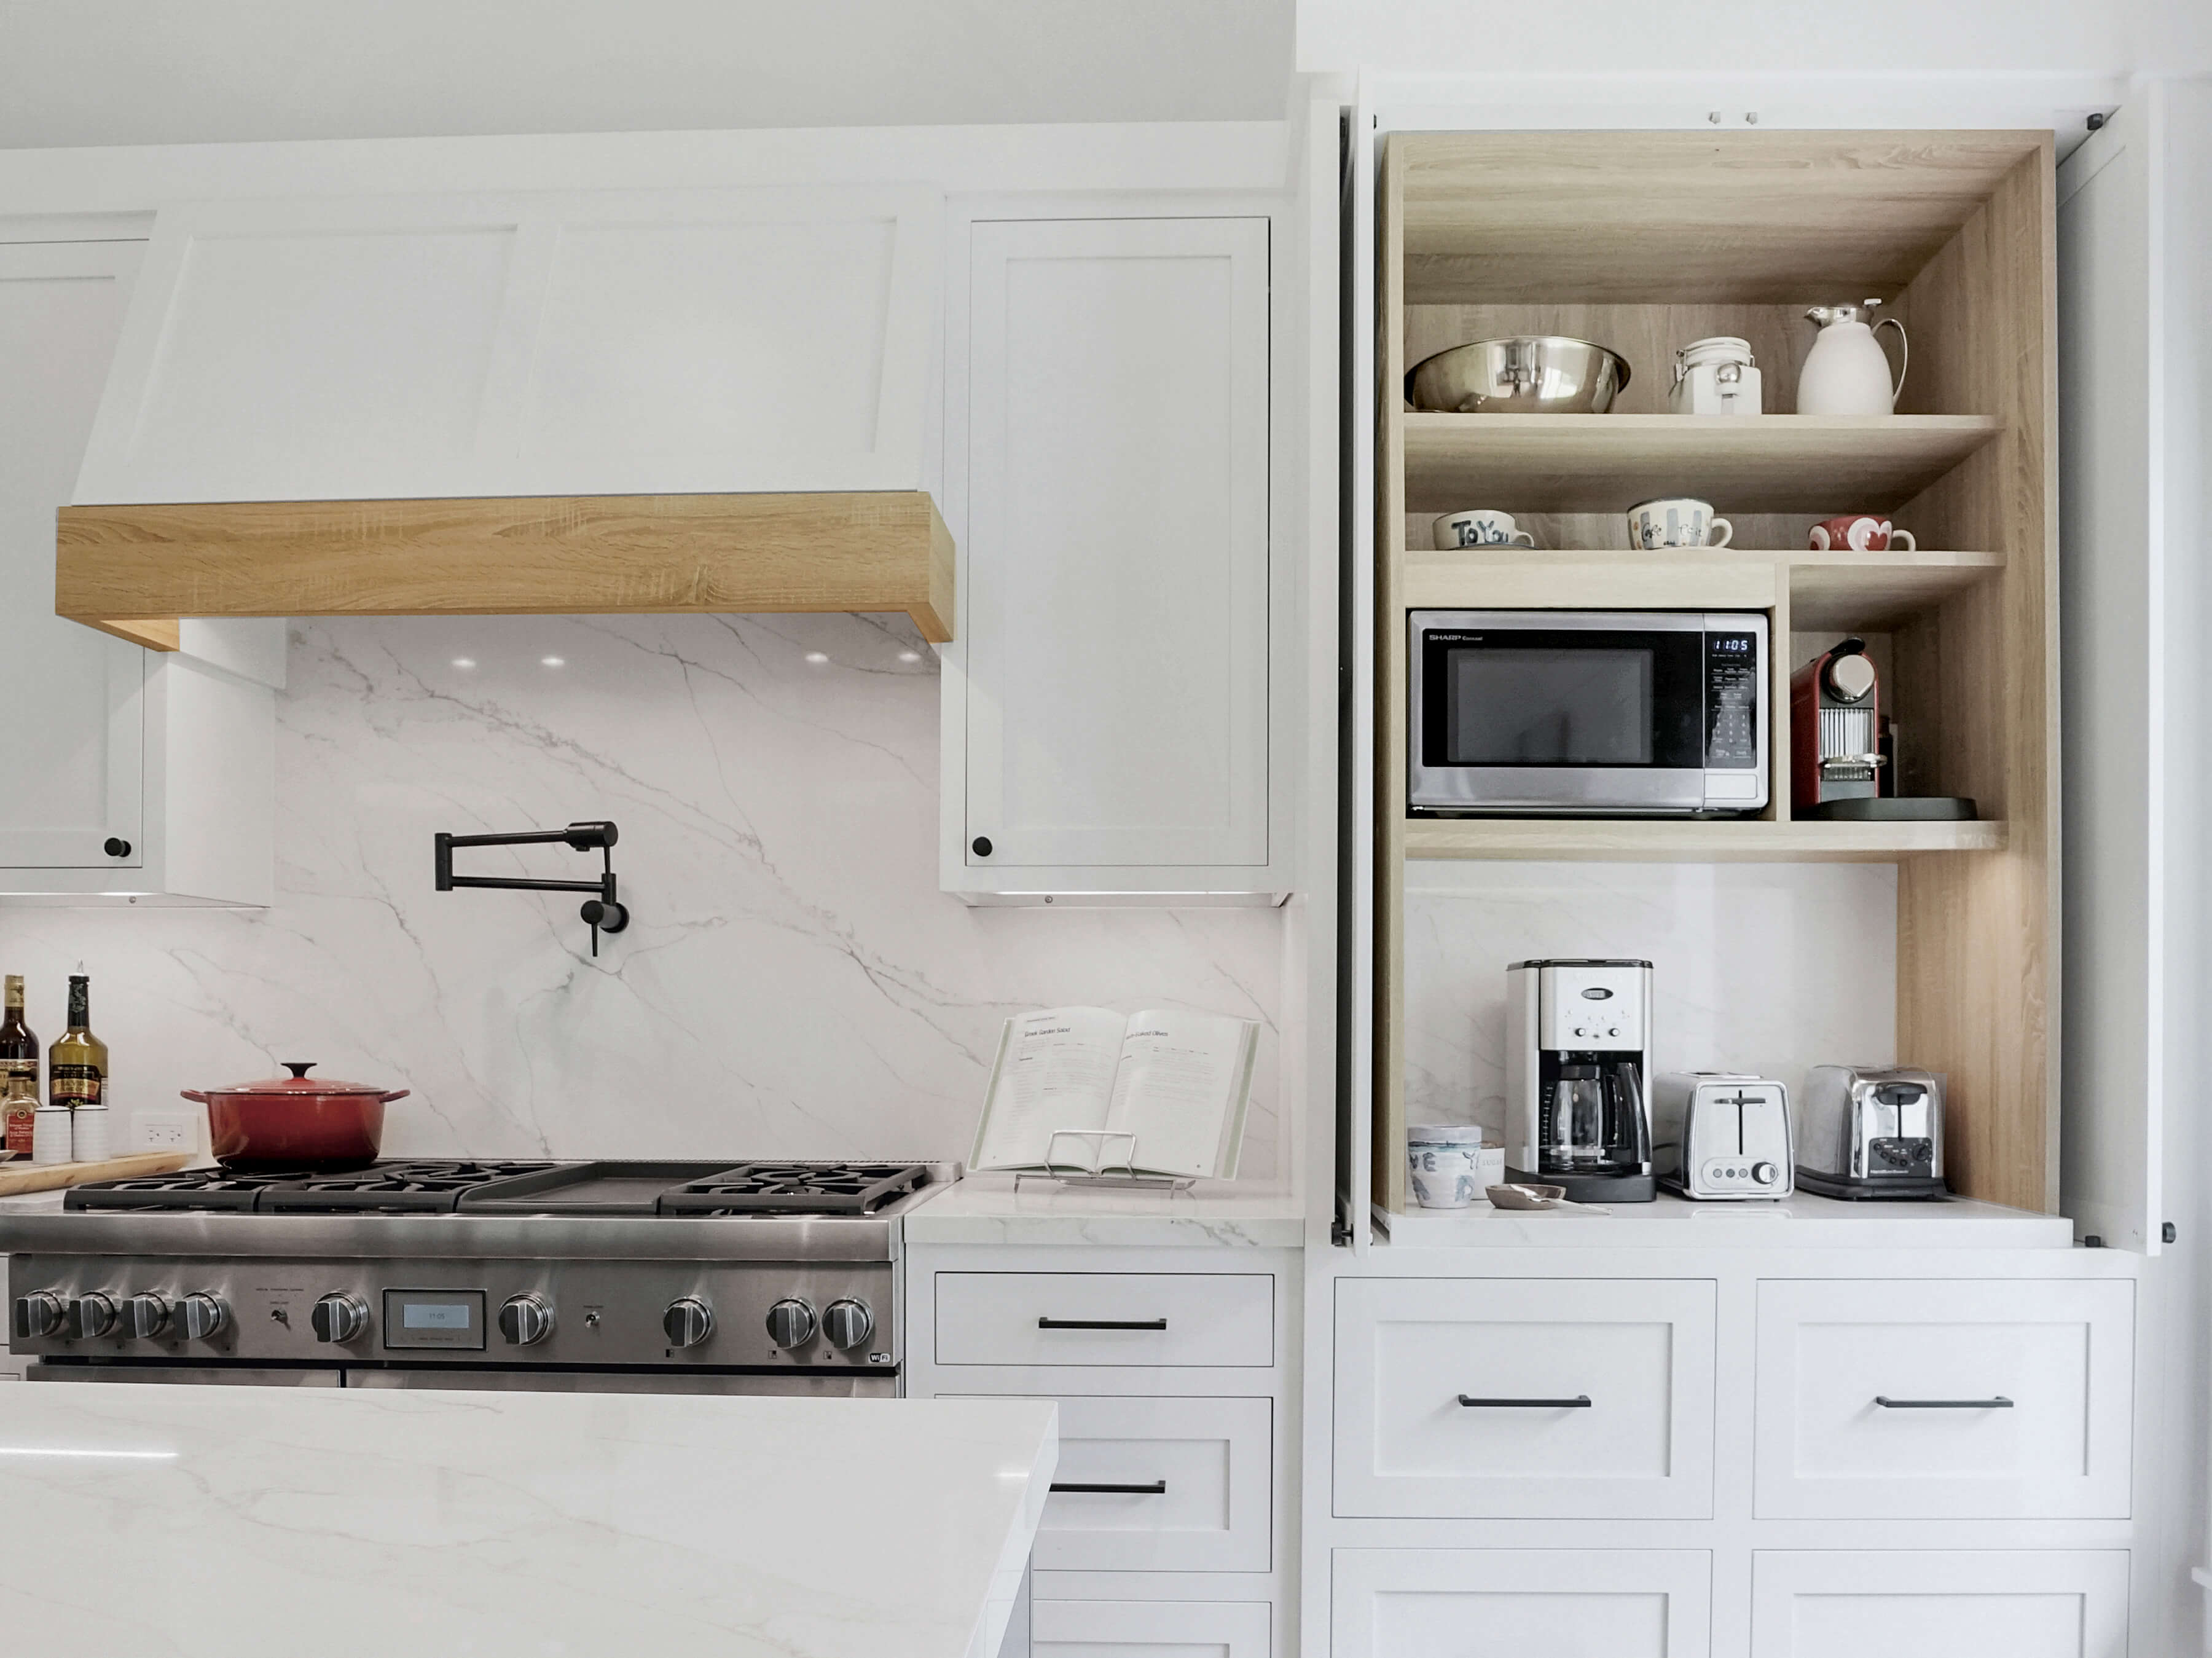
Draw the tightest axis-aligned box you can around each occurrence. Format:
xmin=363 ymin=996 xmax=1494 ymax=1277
xmin=55 ymin=490 xmax=957 ymax=650
xmin=1401 ymin=544 xmax=2005 ymax=629
xmin=1403 ymin=817 xmax=2007 ymax=862
xmin=1402 ymin=414 xmax=2001 ymax=516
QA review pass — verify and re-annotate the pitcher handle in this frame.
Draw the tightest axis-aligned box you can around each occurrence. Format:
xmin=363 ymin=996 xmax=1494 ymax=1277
xmin=1876 ymin=316 xmax=1908 ymax=409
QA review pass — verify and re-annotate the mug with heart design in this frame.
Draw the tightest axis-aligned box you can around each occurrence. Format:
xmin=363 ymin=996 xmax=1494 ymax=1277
xmin=1809 ymin=514 xmax=1916 ymax=553
xmin=1626 ymin=497 xmax=1733 ymax=550
xmin=1435 ymin=508 xmax=1537 ymax=550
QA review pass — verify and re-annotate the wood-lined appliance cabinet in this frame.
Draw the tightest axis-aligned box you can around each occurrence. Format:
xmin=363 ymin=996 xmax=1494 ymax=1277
xmin=1367 ymin=132 xmax=2061 ymax=1216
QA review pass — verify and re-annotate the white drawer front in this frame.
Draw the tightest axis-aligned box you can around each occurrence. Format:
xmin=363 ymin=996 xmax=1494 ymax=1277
xmin=1334 ymin=1549 xmax=1711 ymax=1658
xmin=935 ymin=1273 xmax=1274 ymax=1367
xmin=1335 ymin=1278 xmax=1717 ymax=1518
xmin=1751 ymin=1550 xmax=2130 ymax=1658
xmin=955 ymin=1395 xmax=1269 ymax=1572
xmin=1032 ymin=1600 xmax=1269 ymax=1658
xmin=1754 ymin=1279 xmax=2133 ymax=1519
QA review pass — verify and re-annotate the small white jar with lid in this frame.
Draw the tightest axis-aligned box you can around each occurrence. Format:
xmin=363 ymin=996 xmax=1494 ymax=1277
xmin=1670 ymin=336 xmax=1762 ymax=415
xmin=31 ymin=1101 xmax=74 ymax=1165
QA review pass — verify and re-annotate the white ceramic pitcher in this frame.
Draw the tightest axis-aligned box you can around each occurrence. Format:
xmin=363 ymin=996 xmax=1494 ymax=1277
xmin=1797 ymin=299 xmax=1908 ymax=415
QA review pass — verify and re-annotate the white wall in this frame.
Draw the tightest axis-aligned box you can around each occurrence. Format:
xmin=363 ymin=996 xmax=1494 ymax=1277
xmin=0 ymin=616 xmax=1288 ymax=1179
xmin=1298 ymin=0 xmax=2212 ymax=76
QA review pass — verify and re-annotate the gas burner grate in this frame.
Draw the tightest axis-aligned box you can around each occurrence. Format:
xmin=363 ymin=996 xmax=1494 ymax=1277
xmin=261 ymin=1160 xmax=562 ymax=1213
xmin=65 ymin=1168 xmax=323 ymax=1212
xmin=657 ymin=1161 xmax=930 ymax=1216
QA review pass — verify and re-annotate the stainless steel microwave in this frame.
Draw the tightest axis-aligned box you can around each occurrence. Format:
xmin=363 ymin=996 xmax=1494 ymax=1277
xmin=1408 ymin=610 xmax=1768 ymax=815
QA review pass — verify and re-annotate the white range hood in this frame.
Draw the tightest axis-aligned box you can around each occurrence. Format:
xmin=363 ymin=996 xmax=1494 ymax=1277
xmin=56 ymin=183 xmax=953 ymax=649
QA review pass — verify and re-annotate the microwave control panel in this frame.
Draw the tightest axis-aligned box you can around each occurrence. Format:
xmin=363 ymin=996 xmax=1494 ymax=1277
xmin=1703 ymin=631 xmax=1761 ymax=767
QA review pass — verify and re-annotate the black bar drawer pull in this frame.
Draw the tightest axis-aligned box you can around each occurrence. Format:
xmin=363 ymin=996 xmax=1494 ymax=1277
xmin=1874 ymin=1395 xmax=2014 ymax=1409
xmin=1457 ymin=1394 xmax=1593 ymax=1409
xmin=1049 ymin=1480 xmax=1168 ymax=1495
xmin=1037 ymin=1317 xmax=1168 ymax=1331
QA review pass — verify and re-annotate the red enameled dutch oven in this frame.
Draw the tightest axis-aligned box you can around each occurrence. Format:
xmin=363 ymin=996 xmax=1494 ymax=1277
xmin=182 ymin=1062 xmax=409 ymax=1171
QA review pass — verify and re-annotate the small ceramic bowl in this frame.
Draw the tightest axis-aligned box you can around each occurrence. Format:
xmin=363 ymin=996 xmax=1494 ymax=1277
xmin=1484 ymin=1182 xmax=1571 ymax=1211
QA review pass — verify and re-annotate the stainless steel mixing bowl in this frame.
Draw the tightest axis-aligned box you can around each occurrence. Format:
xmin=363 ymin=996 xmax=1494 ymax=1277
xmin=1406 ymin=336 xmax=1631 ymax=414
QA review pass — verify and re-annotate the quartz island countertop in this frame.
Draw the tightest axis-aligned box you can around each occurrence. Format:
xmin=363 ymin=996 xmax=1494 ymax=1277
xmin=0 ymin=1381 xmax=1056 ymax=1658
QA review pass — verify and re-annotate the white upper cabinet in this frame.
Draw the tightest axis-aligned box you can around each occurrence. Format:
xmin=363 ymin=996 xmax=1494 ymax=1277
xmin=73 ymin=185 xmax=944 ymax=504
xmin=0 ymin=238 xmax=275 ymax=903
xmin=949 ymin=215 xmax=1279 ymax=896
xmin=0 ymin=243 xmax=145 ymax=870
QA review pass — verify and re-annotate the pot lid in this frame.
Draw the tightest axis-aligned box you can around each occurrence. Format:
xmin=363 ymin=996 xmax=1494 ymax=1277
xmin=207 ymin=1061 xmax=396 ymax=1096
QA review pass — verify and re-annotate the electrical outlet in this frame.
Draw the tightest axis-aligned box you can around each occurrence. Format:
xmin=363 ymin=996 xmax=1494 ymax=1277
xmin=135 ymin=1111 xmax=200 ymax=1152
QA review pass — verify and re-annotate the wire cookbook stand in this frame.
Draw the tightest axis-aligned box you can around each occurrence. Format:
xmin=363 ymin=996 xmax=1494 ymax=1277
xmin=1010 ymin=1130 xmax=1198 ymax=1195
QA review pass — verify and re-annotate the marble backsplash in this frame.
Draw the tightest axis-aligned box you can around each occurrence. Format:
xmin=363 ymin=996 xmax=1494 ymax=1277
xmin=1403 ymin=860 xmax=1897 ymax=1141
xmin=0 ymin=615 xmax=1287 ymax=1181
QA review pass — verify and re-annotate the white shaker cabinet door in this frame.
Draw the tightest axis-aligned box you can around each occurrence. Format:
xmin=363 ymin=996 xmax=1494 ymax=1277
xmin=0 ymin=242 xmax=144 ymax=870
xmin=1749 ymin=1550 xmax=2129 ymax=1658
xmin=960 ymin=216 xmax=1270 ymax=875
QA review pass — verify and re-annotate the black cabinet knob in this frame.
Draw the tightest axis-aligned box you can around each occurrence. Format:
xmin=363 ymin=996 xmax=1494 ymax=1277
xmin=971 ymin=836 xmax=993 ymax=858
xmin=103 ymin=837 xmax=131 ymax=858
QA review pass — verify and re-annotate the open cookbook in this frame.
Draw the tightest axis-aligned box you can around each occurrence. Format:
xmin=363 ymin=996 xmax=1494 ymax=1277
xmin=969 ymin=1007 xmax=1260 ymax=1179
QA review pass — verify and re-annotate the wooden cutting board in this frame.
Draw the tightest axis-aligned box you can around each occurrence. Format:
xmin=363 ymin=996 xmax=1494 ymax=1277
xmin=0 ymin=1150 xmax=192 ymax=1196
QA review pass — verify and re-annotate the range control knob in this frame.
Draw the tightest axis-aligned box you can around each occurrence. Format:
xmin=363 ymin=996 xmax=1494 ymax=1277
xmin=766 ymin=1299 xmax=818 ymax=1350
xmin=176 ymin=1293 xmax=229 ymax=1342
xmin=68 ymin=1292 xmax=119 ymax=1341
xmin=310 ymin=1294 xmax=371 ymax=1345
xmin=498 ymin=1295 xmax=555 ymax=1346
xmin=820 ymin=1299 xmax=873 ymax=1352
xmin=662 ymin=1297 xmax=713 ymax=1349
xmin=12 ymin=1291 xmax=65 ymax=1340
xmin=1752 ymin=1161 xmax=1780 ymax=1185
xmin=124 ymin=1292 xmax=171 ymax=1339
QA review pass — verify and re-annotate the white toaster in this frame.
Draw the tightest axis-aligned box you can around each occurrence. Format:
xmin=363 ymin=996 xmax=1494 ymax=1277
xmin=1653 ymin=1072 xmax=1794 ymax=1200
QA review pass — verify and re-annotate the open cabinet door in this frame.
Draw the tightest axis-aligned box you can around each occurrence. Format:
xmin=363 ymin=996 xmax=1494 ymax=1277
xmin=2056 ymin=100 xmax=2169 ymax=1255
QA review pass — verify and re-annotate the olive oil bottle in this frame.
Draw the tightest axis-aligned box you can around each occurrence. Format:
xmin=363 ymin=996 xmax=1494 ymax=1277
xmin=47 ymin=973 xmax=106 ymax=1122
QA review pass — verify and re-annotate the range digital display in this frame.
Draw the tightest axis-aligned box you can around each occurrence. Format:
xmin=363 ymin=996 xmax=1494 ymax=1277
xmin=383 ymin=1289 xmax=487 ymax=1350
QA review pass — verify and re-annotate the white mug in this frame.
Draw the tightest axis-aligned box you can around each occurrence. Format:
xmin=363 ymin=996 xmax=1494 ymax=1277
xmin=1626 ymin=497 xmax=1733 ymax=550
xmin=1435 ymin=508 xmax=1536 ymax=550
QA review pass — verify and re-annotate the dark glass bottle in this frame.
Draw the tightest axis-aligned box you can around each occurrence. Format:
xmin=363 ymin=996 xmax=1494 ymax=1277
xmin=0 ymin=973 xmax=36 ymax=1088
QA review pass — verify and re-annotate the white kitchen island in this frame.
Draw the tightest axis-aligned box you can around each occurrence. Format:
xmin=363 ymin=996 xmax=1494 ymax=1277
xmin=0 ymin=1382 xmax=1056 ymax=1658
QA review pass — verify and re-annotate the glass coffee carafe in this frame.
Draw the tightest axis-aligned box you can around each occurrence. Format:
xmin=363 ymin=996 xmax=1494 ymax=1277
xmin=1545 ymin=1059 xmax=1649 ymax=1174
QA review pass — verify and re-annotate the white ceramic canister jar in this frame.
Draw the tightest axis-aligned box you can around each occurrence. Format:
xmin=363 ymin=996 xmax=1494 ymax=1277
xmin=1669 ymin=336 xmax=1762 ymax=415
xmin=1406 ymin=1124 xmax=1504 ymax=1209
xmin=31 ymin=1100 xmax=73 ymax=1165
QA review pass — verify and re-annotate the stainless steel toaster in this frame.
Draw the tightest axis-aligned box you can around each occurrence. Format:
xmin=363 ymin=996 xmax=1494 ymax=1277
xmin=1795 ymin=1064 xmax=1947 ymax=1200
xmin=1653 ymin=1072 xmax=1793 ymax=1200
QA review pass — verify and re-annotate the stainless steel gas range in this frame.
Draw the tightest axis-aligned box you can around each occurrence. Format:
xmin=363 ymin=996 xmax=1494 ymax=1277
xmin=2 ymin=1159 xmax=954 ymax=1395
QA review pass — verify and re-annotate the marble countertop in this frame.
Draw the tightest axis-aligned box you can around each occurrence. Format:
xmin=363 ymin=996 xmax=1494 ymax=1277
xmin=902 ymin=1173 xmax=1308 ymax=1247
xmin=1381 ymin=1188 xmax=2076 ymax=1248
xmin=0 ymin=1382 xmax=1056 ymax=1658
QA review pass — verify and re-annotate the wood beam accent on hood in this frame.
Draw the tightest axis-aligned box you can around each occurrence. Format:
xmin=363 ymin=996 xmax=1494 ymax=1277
xmin=56 ymin=490 xmax=955 ymax=648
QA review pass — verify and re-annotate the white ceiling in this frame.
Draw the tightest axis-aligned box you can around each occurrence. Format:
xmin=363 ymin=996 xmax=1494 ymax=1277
xmin=0 ymin=0 xmax=1295 ymax=149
